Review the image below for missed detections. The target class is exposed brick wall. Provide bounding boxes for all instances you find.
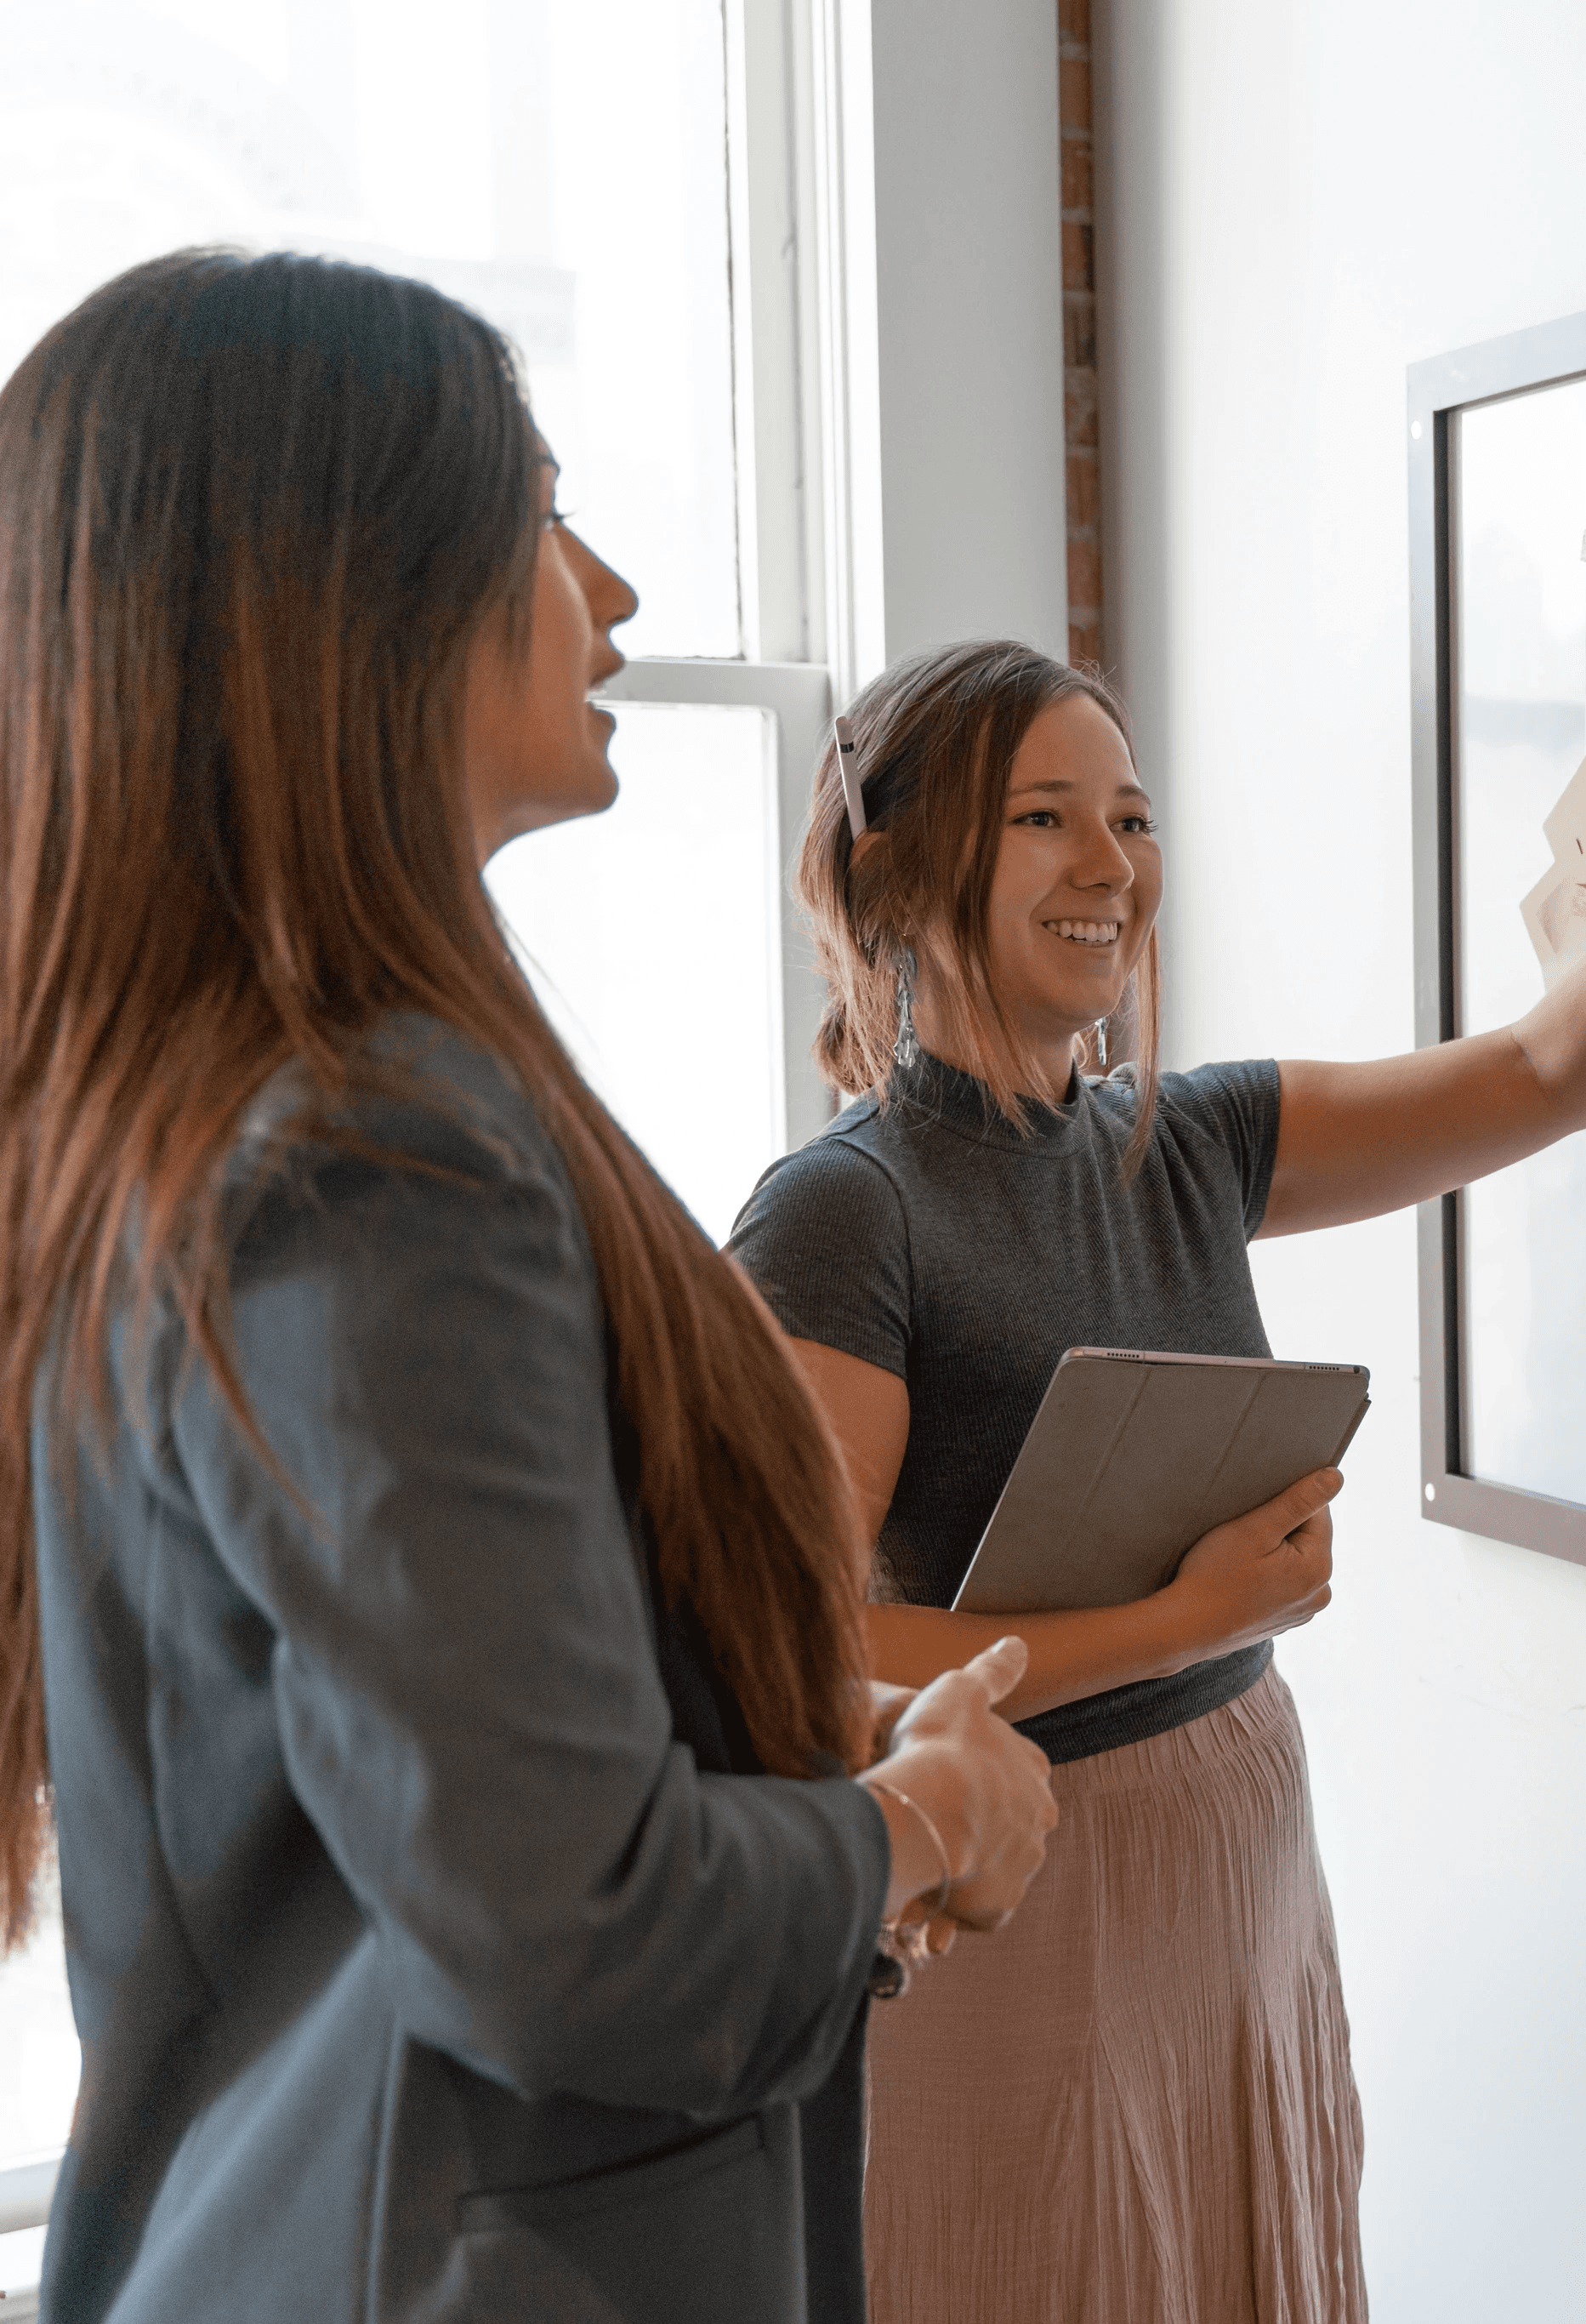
[1060,0,1102,669]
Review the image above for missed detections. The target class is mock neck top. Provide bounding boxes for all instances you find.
[730,1049,1282,1763]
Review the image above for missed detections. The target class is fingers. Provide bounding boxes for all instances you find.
[1000,1727,1060,1822]
[893,1910,958,1957]
[1286,1505,1333,1555]
[868,1680,916,1716]
[958,1632,1030,1708]
[1281,1501,1331,1543]
[874,1641,1057,1935]
[1255,1472,1341,1570]
[1265,1466,1343,1533]
[867,1679,918,1763]
[939,1810,1055,1931]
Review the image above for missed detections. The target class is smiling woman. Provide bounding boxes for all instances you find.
[908,688,1163,1114]
[793,642,1164,1176]
[730,631,1586,2324]
[729,639,1357,2324]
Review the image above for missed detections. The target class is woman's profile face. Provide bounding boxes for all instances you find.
[462,451,639,865]
[977,692,1162,1056]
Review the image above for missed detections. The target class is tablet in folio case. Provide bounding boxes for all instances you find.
[952,1349,1371,1615]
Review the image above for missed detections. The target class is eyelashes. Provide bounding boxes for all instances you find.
[1014,811,1158,836]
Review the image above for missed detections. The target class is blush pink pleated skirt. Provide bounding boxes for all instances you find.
[863,1667,1367,2324]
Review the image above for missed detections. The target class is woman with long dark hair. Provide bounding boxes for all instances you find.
[730,641,1586,2323]
[0,255,1056,2324]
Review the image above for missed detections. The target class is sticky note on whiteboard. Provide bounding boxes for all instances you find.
[1523,751,1586,989]
[1542,755,1586,865]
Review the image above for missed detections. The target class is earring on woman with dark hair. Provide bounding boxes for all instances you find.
[1094,1016,1109,1072]
[894,948,920,1072]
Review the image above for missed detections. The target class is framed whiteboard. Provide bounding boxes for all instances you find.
[1409,313,1586,1567]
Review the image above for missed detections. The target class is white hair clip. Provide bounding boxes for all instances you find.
[834,715,867,842]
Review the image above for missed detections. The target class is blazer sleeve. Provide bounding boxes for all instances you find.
[168,1091,890,2123]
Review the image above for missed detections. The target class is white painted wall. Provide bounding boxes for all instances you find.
[861,0,1068,669]
[1094,5,1586,2317]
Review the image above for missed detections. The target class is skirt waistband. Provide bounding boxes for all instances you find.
[1047,1661,1295,1803]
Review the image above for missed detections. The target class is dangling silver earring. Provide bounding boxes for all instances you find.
[1094,1016,1109,1071]
[894,948,920,1071]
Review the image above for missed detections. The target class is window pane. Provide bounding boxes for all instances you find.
[0,0,739,656]
[2,2225,48,2303]
[0,1860,79,2173]
[1455,380,1586,1501]
[486,703,782,1246]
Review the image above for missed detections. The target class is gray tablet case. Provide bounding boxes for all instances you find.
[952,1347,1371,1615]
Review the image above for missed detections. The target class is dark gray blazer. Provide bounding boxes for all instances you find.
[33,1022,889,2324]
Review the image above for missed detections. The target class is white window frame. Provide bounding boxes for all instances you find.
[0,2150,58,2311]
[594,0,888,1156]
[606,0,1071,1159]
[598,655,835,1152]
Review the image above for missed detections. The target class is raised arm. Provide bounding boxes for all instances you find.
[1258,954,1586,1239]
[790,1339,1337,1719]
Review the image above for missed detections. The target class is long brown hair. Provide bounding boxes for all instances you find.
[0,250,867,1946]
[798,641,1162,1173]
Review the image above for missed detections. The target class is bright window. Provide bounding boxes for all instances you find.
[1,0,742,660]
[0,0,793,1262]
[487,701,782,1245]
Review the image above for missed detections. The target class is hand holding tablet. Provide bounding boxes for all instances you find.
[952,1348,1370,1615]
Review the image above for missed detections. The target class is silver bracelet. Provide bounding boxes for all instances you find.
[867,1779,953,1919]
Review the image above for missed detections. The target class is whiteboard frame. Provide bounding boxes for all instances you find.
[1408,310,1586,1569]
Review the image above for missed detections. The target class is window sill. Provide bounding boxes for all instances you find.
[0,2157,60,2317]
[0,2158,59,2238]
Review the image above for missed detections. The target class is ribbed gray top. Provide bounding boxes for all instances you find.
[730,1050,1282,1763]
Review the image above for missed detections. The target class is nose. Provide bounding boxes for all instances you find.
[565,527,638,636]
[593,553,639,635]
[1068,813,1134,895]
